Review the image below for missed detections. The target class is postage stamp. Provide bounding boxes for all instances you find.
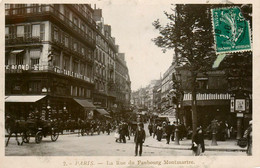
[211,7,251,54]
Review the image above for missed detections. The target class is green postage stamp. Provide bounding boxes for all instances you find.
[211,7,251,54]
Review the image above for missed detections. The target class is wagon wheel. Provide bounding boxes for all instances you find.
[51,130,59,142]
[22,131,31,143]
[35,131,43,144]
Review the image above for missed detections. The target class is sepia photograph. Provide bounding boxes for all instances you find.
[1,0,260,167]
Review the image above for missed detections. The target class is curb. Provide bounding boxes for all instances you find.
[144,144,247,152]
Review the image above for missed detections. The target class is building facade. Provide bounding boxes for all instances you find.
[93,7,117,111]
[5,4,131,120]
[115,53,131,112]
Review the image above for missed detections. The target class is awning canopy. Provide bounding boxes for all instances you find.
[96,109,109,115]
[11,50,24,54]
[5,95,46,103]
[73,98,96,109]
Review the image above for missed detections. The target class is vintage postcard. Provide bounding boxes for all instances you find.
[1,0,260,168]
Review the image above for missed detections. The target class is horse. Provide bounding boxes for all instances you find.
[5,117,28,147]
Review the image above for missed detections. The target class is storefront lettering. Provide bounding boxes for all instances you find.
[5,64,29,71]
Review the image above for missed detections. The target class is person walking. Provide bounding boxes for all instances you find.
[243,120,252,156]
[148,122,153,136]
[106,122,112,135]
[153,122,157,138]
[134,123,146,156]
[171,122,176,141]
[191,126,205,156]
[156,123,163,141]
[165,122,172,144]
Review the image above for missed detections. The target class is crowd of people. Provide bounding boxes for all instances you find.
[148,121,187,143]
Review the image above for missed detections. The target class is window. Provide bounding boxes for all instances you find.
[63,55,70,70]
[64,9,70,23]
[81,47,85,55]
[73,42,78,51]
[32,24,40,37]
[54,28,58,41]
[80,63,85,75]
[31,58,39,67]
[17,26,24,37]
[73,17,78,28]
[16,54,23,65]
[65,36,69,47]
[40,24,45,40]
[28,81,41,93]
[54,54,60,67]
[73,60,78,73]
[197,78,208,89]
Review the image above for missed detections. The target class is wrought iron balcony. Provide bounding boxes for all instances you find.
[5,5,96,48]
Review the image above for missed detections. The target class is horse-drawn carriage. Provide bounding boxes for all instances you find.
[5,117,59,146]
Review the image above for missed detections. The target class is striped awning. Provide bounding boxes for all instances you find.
[5,95,46,102]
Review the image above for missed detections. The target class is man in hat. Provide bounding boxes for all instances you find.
[134,123,146,156]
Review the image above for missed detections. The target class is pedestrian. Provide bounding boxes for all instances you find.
[156,123,163,141]
[106,122,112,135]
[171,122,176,141]
[114,126,120,142]
[224,121,230,139]
[165,122,172,144]
[134,123,146,156]
[148,122,153,136]
[153,122,157,138]
[243,120,252,156]
[191,126,205,156]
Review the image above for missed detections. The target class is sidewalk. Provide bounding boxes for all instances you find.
[144,135,247,152]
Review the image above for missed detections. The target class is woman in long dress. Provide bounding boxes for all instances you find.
[191,127,205,156]
[157,123,163,141]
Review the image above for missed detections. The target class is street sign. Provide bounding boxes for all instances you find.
[235,99,245,111]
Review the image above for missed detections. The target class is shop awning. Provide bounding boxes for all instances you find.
[11,50,24,54]
[104,115,112,118]
[5,95,46,102]
[96,109,109,115]
[73,98,96,109]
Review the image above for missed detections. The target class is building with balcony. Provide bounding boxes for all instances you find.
[5,4,97,120]
[115,53,131,112]
[92,7,117,112]
[175,65,252,137]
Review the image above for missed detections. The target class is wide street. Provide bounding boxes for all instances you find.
[5,125,246,156]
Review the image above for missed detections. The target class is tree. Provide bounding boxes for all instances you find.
[153,4,252,136]
[153,4,217,136]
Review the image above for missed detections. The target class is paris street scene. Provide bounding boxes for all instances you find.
[4,3,252,157]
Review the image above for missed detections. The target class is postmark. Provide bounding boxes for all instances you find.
[211,7,251,54]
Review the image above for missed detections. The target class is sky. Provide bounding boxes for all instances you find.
[94,0,174,91]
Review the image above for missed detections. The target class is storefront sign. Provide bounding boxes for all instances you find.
[236,113,244,118]
[5,64,30,71]
[235,99,245,111]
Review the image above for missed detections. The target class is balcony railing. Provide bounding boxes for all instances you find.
[5,64,94,84]
[5,5,96,48]
[5,35,42,45]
